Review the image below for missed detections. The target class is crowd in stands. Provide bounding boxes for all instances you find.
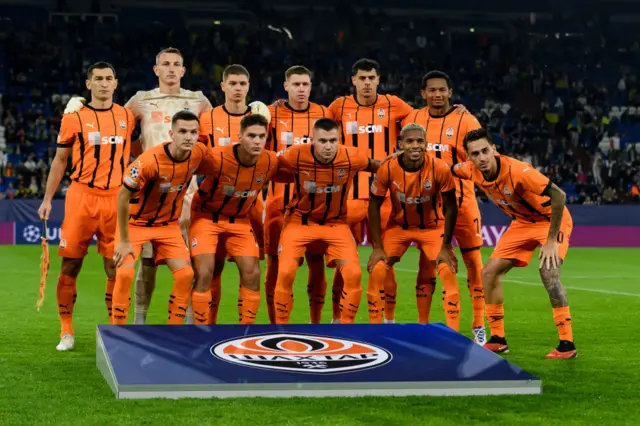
[1,4,639,203]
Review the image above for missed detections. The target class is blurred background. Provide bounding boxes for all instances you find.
[1,0,639,204]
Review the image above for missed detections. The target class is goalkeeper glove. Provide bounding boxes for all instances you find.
[249,101,271,123]
[64,97,86,114]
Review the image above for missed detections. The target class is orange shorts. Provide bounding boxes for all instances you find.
[345,198,392,244]
[189,213,259,258]
[264,197,327,257]
[279,220,359,267]
[383,224,444,262]
[249,195,265,246]
[115,221,191,265]
[59,182,119,259]
[454,197,483,251]
[491,214,574,267]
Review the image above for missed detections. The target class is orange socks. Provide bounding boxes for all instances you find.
[105,277,115,320]
[486,303,505,337]
[437,262,460,331]
[367,262,387,323]
[238,286,260,324]
[209,274,221,324]
[307,268,327,324]
[191,290,212,325]
[416,258,436,323]
[552,306,573,342]
[168,267,194,324]
[264,256,278,324]
[57,274,77,337]
[274,257,298,324]
[383,269,397,322]
[338,262,362,324]
[462,249,485,329]
[112,266,135,324]
[331,269,343,322]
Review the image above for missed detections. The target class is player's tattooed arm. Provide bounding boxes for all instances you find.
[367,195,387,272]
[539,182,566,270]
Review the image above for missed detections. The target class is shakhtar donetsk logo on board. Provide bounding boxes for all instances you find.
[210,332,392,374]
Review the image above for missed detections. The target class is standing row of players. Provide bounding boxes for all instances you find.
[38,47,577,359]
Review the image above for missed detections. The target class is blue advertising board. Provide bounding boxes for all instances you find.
[97,323,541,399]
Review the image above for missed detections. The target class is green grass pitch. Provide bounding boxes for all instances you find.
[1,245,639,425]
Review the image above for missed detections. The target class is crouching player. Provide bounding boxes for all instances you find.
[111,111,212,324]
[452,128,576,359]
[367,123,460,329]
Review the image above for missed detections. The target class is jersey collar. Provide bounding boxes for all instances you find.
[285,101,310,113]
[163,142,191,163]
[428,106,455,118]
[223,105,251,117]
[397,153,424,172]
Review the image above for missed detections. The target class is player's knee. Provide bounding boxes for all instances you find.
[103,259,116,279]
[277,258,299,285]
[240,264,261,291]
[195,263,214,289]
[482,266,499,287]
[339,262,362,288]
[117,265,136,283]
[172,266,194,289]
[370,261,388,280]
[61,258,83,277]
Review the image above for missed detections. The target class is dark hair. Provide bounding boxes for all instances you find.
[421,70,452,90]
[351,58,380,75]
[223,64,250,81]
[285,65,312,80]
[313,118,339,133]
[87,62,116,80]
[463,128,491,150]
[156,47,183,64]
[240,114,269,132]
[171,110,200,126]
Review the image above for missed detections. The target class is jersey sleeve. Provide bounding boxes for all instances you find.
[124,91,143,119]
[194,144,218,175]
[451,161,474,181]
[349,147,371,172]
[276,144,300,172]
[400,109,419,128]
[392,96,414,121]
[328,98,344,125]
[515,164,552,196]
[123,154,155,192]
[125,108,136,139]
[370,162,390,198]
[56,113,80,147]
[464,114,482,133]
[435,159,456,193]
[197,91,213,113]
[322,105,334,120]
[198,112,211,145]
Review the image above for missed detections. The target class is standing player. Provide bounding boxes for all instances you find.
[38,62,135,351]
[196,64,270,323]
[190,114,280,325]
[64,47,212,324]
[400,71,486,343]
[274,118,391,324]
[111,111,211,324]
[452,128,576,359]
[327,58,414,323]
[368,124,460,328]
[264,65,331,324]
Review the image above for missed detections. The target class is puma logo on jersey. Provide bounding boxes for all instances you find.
[392,181,401,189]
[279,121,289,129]
[426,143,450,152]
[300,170,312,176]
[85,122,96,129]
[522,167,531,172]
[215,127,226,134]
[150,102,159,108]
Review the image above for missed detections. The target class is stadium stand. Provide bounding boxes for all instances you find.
[0,2,639,203]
